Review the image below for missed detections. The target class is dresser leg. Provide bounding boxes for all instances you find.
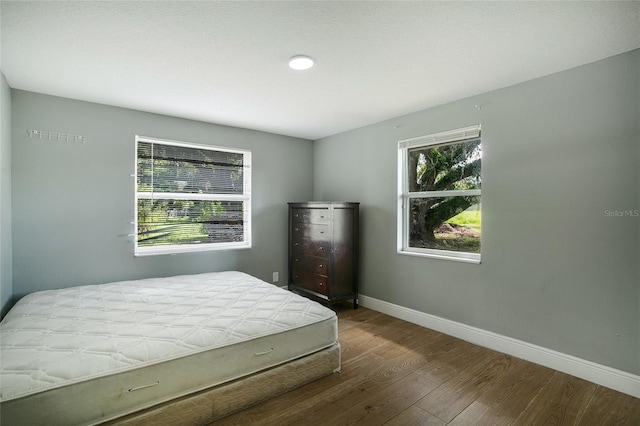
[353,298,358,310]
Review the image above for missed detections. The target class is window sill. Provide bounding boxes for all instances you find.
[397,249,481,264]
[135,243,251,257]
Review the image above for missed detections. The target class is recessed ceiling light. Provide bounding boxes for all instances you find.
[288,55,314,71]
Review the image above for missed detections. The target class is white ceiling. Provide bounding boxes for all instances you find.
[2,1,639,140]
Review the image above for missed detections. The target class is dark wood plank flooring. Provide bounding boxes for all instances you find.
[210,306,640,425]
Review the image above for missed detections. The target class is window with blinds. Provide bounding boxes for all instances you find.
[398,125,481,263]
[134,136,251,256]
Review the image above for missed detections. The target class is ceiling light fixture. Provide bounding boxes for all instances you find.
[288,55,314,71]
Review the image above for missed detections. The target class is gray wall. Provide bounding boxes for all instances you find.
[313,50,640,375]
[10,91,313,299]
[1,73,12,317]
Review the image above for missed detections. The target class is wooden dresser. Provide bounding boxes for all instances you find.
[288,202,359,309]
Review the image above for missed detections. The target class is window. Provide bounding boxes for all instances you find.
[398,125,481,263]
[134,136,251,256]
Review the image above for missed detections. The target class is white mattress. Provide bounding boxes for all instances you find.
[0,271,338,425]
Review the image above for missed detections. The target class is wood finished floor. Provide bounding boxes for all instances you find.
[210,306,640,425]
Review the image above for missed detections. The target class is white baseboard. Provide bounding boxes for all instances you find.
[359,295,640,398]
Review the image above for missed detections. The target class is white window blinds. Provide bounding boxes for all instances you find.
[135,136,251,256]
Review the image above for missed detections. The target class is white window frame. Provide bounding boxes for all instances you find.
[397,125,481,264]
[134,135,251,256]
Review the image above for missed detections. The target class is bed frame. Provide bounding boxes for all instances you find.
[106,343,340,425]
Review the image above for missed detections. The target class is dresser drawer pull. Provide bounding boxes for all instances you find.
[319,282,323,286]
[319,264,323,268]
[254,348,274,356]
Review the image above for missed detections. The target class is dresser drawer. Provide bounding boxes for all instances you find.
[291,270,329,296]
[291,239,329,258]
[291,255,329,275]
[291,223,329,241]
[291,208,330,225]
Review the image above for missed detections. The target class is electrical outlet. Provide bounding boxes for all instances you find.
[272,272,279,283]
